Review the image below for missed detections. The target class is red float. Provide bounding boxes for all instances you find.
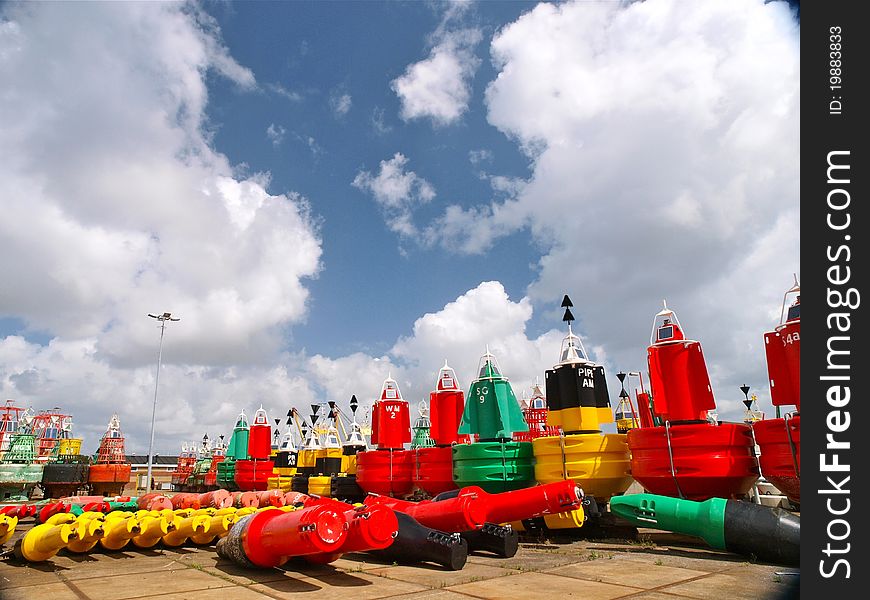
[356,449,415,497]
[414,446,456,496]
[237,503,348,567]
[305,502,399,564]
[428,362,469,446]
[628,422,759,500]
[753,415,800,502]
[755,279,801,503]
[627,302,759,501]
[234,406,275,491]
[357,375,414,497]
[370,376,411,450]
[366,479,582,533]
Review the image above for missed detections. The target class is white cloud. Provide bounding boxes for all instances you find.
[352,153,436,237]
[468,149,493,165]
[392,27,482,126]
[0,3,323,446]
[371,107,392,135]
[422,0,799,419]
[330,92,352,118]
[266,123,286,146]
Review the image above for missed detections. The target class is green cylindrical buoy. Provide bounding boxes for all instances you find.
[452,441,535,493]
[609,493,799,566]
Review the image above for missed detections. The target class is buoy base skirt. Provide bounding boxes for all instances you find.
[452,441,534,494]
[356,450,414,497]
[533,433,632,501]
[753,416,800,503]
[414,446,457,497]
[628,423,758,501]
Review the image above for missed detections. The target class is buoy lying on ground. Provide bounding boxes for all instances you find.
[610,493,799,566]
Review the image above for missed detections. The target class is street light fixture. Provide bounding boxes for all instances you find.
[146,311,180,493]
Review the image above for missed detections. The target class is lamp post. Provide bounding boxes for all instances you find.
[146,312,179,493]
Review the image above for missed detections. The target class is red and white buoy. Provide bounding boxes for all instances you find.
[627,302,759,501]
[754,278,801,504]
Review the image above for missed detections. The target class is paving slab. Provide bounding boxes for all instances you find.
[70,567,235,600]
[56,554,182,581]
[446,569,643,600]
[467,547,581,572]
[0,580,83,600]
[249,571,429,599]
[657,566,796,600]
[368,561,514,589]
[545,556,709,589]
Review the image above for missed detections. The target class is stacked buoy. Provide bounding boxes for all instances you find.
[532,295,632,510]
[754,278,801,504]
[453,348,533,493]
[216,411,249,491]
[414,362,463,497]
[87,414,132,497]
[356,375,414,497]
[234,407,275,491]
[627,302,759,500]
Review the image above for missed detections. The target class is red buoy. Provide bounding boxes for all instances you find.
[414,446,456,496]
[627,302,758,501]
[247,406,272,460]
[370,376,411,450]
[236,503,348,567]
[429,361,469,446]
[357,375,414,497]
[755,279,801,503]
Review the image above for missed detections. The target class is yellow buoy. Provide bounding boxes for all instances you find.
[533,433,632,501]
[99,514,142,551]
[162,514,210,547]
[66,519,106,553]
[131,514,177,549]
[15,522,78,562]
[308,475,332,497]
[543,507,586,530]
[190,513,233,545]
[0,514,19,546]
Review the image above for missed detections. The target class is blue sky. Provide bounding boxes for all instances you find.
[0,0,799,454]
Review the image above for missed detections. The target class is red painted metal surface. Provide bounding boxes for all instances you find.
[635,392,656,428]
[764,321,801,410]
[356,449,414,497]
[87,464,132,483]
[753,416,800,503]
[366,479,582,533]
[199,489,233,509]
[647,340,715,422]
[256,490,286,508]
[247,407,272,460]
[370,377,412,450]
[413,446,456,496]
[170,493,201,510]
[628,422,759,501]
[137,493,174,511]
[234,459,275,491]
[232,491,260,508]
[241,503,348,567]
[305,502,399,564]
[429,363,469,446]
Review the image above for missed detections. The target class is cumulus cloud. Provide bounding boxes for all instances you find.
[392,24,482,126]
[0,2,322,447]
[424,0,799,418]
[352,153,436,237]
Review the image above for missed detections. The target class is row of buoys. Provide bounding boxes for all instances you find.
[11,503,266,561]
